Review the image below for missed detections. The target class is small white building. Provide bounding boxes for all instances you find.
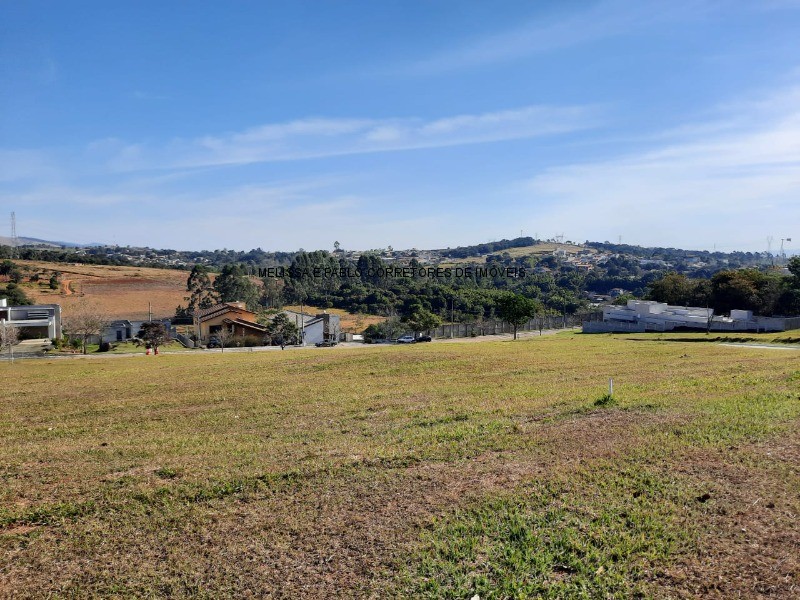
[279,310,340,345]
[0,299,62,339]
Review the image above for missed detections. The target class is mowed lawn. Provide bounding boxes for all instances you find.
[1,334,799,598]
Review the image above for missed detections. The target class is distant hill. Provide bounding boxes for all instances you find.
[0,235,87,248]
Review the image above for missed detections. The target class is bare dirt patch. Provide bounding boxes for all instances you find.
[0,525,38,537]
[18,260,188,319]
[651,428,800,598]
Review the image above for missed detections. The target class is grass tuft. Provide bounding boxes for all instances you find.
[594,393,617,407]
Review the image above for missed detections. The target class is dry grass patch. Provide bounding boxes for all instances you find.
[1,334,799,597]
[17,260,188,319]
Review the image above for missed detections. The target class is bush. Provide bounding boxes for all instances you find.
[98,341,111,352]
[241,335,264,347]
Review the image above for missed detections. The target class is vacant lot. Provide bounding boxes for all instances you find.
[17,260,189,320]
[15,261,377,331]
[283,304,387,332]
[441,242,591,266]
[1,333,799,598]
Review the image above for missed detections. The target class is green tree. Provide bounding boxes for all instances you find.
[186,265,219,313]
[0,283,32,305]
[647,272,711,307]
[0,260,23,283]
[363,317,404,342]
[138,322,168,352]
[647,273,695,305]
[775,257,800,315]
[260,276,283,309]
[404,308,442,336]
[497,293,540,340]
[0,260,16,276]
[612,293,636,306]
[264,313,299,345]
[213,264,260,310]
[710,269,780,315]
[788,256,800,283]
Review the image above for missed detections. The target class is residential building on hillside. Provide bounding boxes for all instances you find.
[196,302,268,342]
[275,309,341,345]
[299,312,340,345]
[100,319,170,344]
[0,299,61,338]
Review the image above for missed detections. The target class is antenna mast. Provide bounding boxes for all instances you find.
[767,236,774,266]
[10,212,18,259]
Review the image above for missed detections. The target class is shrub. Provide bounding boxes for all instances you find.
[241,335,264,347]
[98,341,111,352]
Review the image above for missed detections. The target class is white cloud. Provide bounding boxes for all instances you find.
[397,0,708,76]
[101,104,600,171]
[518,87,800,251]
[0,149,59,182]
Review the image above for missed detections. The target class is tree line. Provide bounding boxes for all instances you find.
[646,259,800,316]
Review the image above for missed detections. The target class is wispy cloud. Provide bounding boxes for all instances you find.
[519,86,800,250]
[396,0,707,76]
[3,175,365,248]
[0,149,59,182]
[101,104,601,171]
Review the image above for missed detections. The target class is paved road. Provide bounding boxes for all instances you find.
[2,328,580,362]
[0,339,51,361]
[719,343,799,351]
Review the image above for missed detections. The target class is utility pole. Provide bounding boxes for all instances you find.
[148,302,152,322]
[299,297,305,345]
[450,296,455,339]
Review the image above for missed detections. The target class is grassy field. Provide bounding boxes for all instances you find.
[283,304,387,332]
[1,332,799,598]
[53,341,191,356]
[501,242,588,258]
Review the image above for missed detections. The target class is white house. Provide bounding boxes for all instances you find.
[0,299,62,339]
[278,310,340,345]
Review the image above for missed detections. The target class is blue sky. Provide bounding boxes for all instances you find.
[2,1,799,253]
